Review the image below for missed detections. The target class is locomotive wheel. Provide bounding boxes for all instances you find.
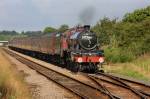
[67,61,72,70]
[84,64,98,73]
[91,65,98,73]
[64,52,71,69]
[73,63,80,72]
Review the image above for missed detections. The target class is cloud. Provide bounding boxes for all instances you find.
[0,0,150,31]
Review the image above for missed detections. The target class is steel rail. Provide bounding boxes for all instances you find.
[96,72,150,96]
[87,75,121,99]
[98,73,150,96]
[105,73,150,88]
[5,49,120,99]
[97,73,150,97]
[95,72,149,99]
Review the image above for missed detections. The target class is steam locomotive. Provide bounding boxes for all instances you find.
[9,25,104,72]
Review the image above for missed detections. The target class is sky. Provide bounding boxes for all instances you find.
[0,0,150,32]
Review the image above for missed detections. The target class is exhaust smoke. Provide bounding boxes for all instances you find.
[79,6,96,25]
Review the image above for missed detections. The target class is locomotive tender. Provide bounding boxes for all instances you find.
[9,25,104,72]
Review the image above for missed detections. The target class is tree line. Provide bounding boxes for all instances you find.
[43,24,69,34]
[92,6,150,63]
[0,24,69,37]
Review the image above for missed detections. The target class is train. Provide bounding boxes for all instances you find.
[8,25,104,72]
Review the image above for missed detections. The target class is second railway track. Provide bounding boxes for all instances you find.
[4,48,150,99]
[86,73,150,99]
[96,73,150,96]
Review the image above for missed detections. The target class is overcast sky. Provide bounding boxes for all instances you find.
[0,0,150,32]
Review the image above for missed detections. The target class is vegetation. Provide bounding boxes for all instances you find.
[0,34,27,41]
[123,6,150,23]
[0,50,31,99]
[57,24,69,33]
[92,6,150,63]
[93,6,150,81]
[104,54,150,81]
[43,24,69,34]
[0,31,27,41]
[0,24,69,41]
[22,31,42,36]
[43,27,57,34]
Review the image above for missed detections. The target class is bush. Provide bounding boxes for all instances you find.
[105,47,135,63]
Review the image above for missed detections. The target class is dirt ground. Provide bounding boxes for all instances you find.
[0,48,31,99]
[1,48,78,99]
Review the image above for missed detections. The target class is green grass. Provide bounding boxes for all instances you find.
[0,34,27,41]
[104,54,150,81]
[109,65,149,81]
[104,47,135,63]
[0,35,12,41]
[133,55,150,73]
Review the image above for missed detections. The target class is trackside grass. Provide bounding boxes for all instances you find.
[104,54,150,82]
[0,48,31,99]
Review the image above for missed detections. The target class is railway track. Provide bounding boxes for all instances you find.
[5,49,121,99]
[86,73,150,99]
[4,48,150,99]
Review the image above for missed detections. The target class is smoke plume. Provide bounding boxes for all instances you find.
[79,6,96,25]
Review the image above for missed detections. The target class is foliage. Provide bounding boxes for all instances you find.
[92,17,117,46]
[123,6,150,23]
[116,18,150,55]
[92,6,150,63]
[0,34,27,41]
[22,31,42,36]
[0,30,18,35]
[58,24,69,33]
[43,27,57,34]
[43,25,69,34]
[104,54,150,81]
[0,30,42,41]
[104,47,135,63]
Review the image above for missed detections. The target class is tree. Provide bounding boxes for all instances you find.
[58,24,69,33]
[21,31,25,35]
[0,30,18,35]
[23,31,42,36]
[123,6,150,23]
[92,17,117,45]
[43,27,57,34]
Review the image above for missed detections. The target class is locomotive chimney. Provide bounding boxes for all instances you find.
[84,25,90,31]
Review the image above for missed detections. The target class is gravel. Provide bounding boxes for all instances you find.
[5,52,78,99]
